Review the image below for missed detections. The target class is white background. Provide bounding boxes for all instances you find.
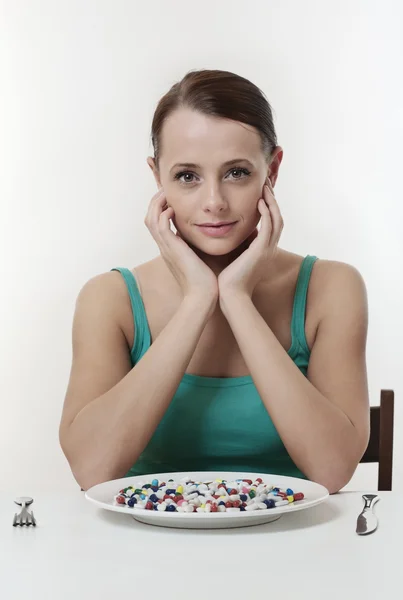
[0,0,401,492]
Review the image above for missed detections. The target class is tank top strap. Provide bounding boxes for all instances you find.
[111,267,151,364]
[290,255,318,355]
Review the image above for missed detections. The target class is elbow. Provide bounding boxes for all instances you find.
[314,464,359,495]
[307,460,359,495]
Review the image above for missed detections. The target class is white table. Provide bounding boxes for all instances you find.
[0,490,400,599]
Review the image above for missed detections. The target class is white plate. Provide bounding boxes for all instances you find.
[85,471,329,529]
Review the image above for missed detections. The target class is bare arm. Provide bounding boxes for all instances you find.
[220,261,370,494]
[59,273,216,491]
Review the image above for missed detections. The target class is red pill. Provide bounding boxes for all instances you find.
[232,500,241,508]
[243,479,253,485]
[211,504,218,513]
[145,501,153,510]
[163,494,171,501]
[174,495,183,502]
[294,492,304,501]
[213,494,220,499]
[116,496,126,505]
[256,478,263,484]
[225,501,233,509]
[229,489,238,495]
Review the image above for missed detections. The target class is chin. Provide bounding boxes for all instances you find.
[186,232,252,258]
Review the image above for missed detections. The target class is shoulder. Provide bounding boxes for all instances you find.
[76,270,131,312]
[310,258,368,327]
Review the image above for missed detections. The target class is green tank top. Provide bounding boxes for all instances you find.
[111,255,318,479]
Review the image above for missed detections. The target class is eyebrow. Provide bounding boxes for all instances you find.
[169,158,255,173]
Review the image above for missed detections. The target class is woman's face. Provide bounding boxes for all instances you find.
[148,108,283,256]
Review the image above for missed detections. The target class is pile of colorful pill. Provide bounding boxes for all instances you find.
[114,477,305,513]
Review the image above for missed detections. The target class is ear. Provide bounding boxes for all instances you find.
[147,156,162,189]
[267,146,283,186]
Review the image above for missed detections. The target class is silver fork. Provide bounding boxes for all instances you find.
[13,496,36,527]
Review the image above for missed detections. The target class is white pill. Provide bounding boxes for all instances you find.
[226,507,241,512]
[196,507,205,513]
[275,500,289,507]
[204,503,212,513]
[165,498,174,505]
[218,505,226,512]
[176,506,184,512]
[245,504,258,511]
[156,490,165,500]
[184,505,195,513]
[257,502,268,510]
[157,502,167,512]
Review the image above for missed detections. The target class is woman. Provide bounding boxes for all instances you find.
[59,69,370,493]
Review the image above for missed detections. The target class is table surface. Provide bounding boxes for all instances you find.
[0,489,399,599]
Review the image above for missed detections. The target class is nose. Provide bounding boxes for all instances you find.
[201,183,228,213]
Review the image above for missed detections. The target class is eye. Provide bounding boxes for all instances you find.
[174,171,197,184]
[174,166,251,185]
[228,167,251,180]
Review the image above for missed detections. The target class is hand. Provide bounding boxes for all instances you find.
[218,177,284,300]
[145,188,219,306]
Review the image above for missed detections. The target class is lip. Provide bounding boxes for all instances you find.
[196,221,237,237]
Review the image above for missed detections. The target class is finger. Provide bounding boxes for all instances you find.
[146,189,168,234]
[145,188,166,222]
[159,206,175,238]
[257,198,272,245]
[264,184,284,242]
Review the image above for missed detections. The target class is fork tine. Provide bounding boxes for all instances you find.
[13,513,18,527]
[31,512,36,527]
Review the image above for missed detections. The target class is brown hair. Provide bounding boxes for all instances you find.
[151,69,278,168]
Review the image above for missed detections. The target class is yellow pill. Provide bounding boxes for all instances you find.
[287,495,294,503]
[201,504,206,509]
[215,479,222,483]
[176,485,183,494]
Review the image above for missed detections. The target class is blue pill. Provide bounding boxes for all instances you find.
[166,505,176,512]
[149,494,159,503]
[140,494,146,500]
[240,494,248,502]
[128,497,137,507]
[152,479,159,486]
[218,501,225,506]
[264,499,275,509]
[240,506,246,511]
[286,488,294,495]
[153,505,159,510]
